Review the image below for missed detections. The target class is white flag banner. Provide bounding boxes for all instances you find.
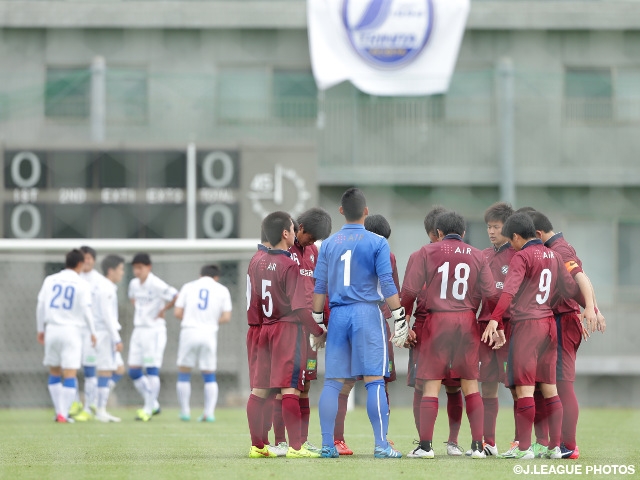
[307,0,470,96]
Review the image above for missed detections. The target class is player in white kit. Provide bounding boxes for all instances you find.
[175,265,232,422]
[128,253,178,422]
[93,255,126,423]
[37,249,96,423]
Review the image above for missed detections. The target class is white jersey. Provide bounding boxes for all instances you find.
[92,274,121,343]
[128,272,177,328]
[175,276,232,331]
[37,269,95,335]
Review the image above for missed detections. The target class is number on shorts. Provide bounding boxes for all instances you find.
[50,284,75,310]
[536,268,552,304]
[341,250,351,287]
[198,288,209,310]
[261,279,273,318]
[436,262,470,300]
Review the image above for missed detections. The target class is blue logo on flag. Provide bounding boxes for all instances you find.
[342,0,434,69]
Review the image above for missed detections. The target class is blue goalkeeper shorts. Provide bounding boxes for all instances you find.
[325,303,389,379]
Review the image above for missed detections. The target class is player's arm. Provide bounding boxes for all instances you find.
[174,285,187,320]
[219,287,232,324]
[36,282,47,344]
[399,251,426,319]
[375,241,408,347]
[101,290,122,347]
[157,281,179,319]
[312,242,329,321]
[484,255,525,347]
[82,286,97,346]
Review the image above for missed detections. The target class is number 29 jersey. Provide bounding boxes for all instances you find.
[401,234,497,313]
[37,269,93,330]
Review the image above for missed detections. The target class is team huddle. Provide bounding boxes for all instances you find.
[37,249,232,424]
[245,188,606,460]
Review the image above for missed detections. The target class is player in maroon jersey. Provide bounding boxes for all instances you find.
[288,208,332,455]
[482,213,587,460]
[529,211,604,459]
[401,211,500,459]
[246,212,326,459]
[472,202,518,457]
[405,206,467,456]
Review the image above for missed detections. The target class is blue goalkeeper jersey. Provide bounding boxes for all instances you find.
[314,223,397,308]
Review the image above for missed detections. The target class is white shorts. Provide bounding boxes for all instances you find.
[95,330,118,371]
[128,326,167,368]
[43,324,83,370]
[176,328,218,371]
[82,328,97,367]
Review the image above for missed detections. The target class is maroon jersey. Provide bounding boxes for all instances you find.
[401,235,498,314]
[493,239,580,323]
[413,287,428,322]
[289,238,319,305]
[380,252,400,318]
[253,249,309,326]
[544,233,583,315]
[246,244,269,326]
[477,242,516,322]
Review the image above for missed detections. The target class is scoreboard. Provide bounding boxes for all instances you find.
[2,146,317,239]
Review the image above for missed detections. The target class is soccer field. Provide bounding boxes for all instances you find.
[1,407,638,480]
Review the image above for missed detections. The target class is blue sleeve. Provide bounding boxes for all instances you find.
[375,240,397,298]
[313,242,329,294]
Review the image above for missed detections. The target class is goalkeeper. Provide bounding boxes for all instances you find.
[313,188,408,459]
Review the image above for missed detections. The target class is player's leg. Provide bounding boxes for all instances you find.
[48,366,64,419]
[176,367,192,421]
[537,318,562,459]
[81,338,98,417]
[557,313,581,457]
[145,327,167,416]
[410,379,441,458]
[444,384,463,452]
[539,383,563,459]
[333,379,355,455]
[532,388,550,456]
[57,326,83,422]
[201,371,218,422]
[96,369,120,422]
[248,326,275,457]
[176,329,195,421]
[461,379,485,458]
[511,384,536,459]
[61,369,79,422]
[480,381,500,454]
[128,328,150,414]
[272,394,287,448]
[110,356,125,390]
[94,332,120,422]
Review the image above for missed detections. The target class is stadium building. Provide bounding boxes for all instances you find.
[0,0,638,406]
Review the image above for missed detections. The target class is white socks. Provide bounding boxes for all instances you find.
[177,381,191,417]
[204,382,219,419]
[84,376,97,412]
[147,375,161,415]
[98,386,110,410]
[48,382,63,416]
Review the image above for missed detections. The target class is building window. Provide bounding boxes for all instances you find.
[618,222,640,286]
[216,68,269,122]
[564,67,613,122]
[615,68,640,122]
[107,68,148,124]
[272,70,317,119]
[45,67,91,119]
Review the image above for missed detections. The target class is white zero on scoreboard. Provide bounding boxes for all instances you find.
[10,152,42,237]
[201,151,237,238]
[11,151,41,188]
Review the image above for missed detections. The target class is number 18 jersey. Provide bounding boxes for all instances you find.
[175,276,232,331]
[402,234,497,312]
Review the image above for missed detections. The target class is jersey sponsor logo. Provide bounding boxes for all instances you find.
[342,0,434,69]
[455,246,472,255]
[267,263,277,271]
[299,269,314,277]
[496,281,504,289]
[501,265,509,275]
[306,359,317,371]
[310,254,315,264]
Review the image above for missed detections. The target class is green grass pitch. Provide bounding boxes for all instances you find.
[1,407,638,479]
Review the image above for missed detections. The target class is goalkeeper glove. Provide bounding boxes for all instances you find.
[391,306,408,348]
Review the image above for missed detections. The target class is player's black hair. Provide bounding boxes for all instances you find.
[292,217,299,235]
[515,206,537,214]
[201,264,221,278]
[423,205,448,235]
[502,213,537,240]
[364,214,391,239]
[66,249,85,269]
[484,202,514,225]
[435,211,465,237]
[529,211,554,233]
[341,188,367,221]
[262,211,293,247]
[102,255,125,275]
[80,245,97,260]
[131,253,151,265]
[297,207,332,241]
[260,226,269,243]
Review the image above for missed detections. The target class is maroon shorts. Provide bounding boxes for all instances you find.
[246,325,261,389]
[255,322,305,391]
[384,319,397,383]
[417,311,479,382]
[555,312,582,382]
[407,318,425,388]
[507,317,557,387]
[478,321,509,384]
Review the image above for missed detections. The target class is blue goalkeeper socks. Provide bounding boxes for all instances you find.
[365,379,389,449]
[319,379,342,447]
